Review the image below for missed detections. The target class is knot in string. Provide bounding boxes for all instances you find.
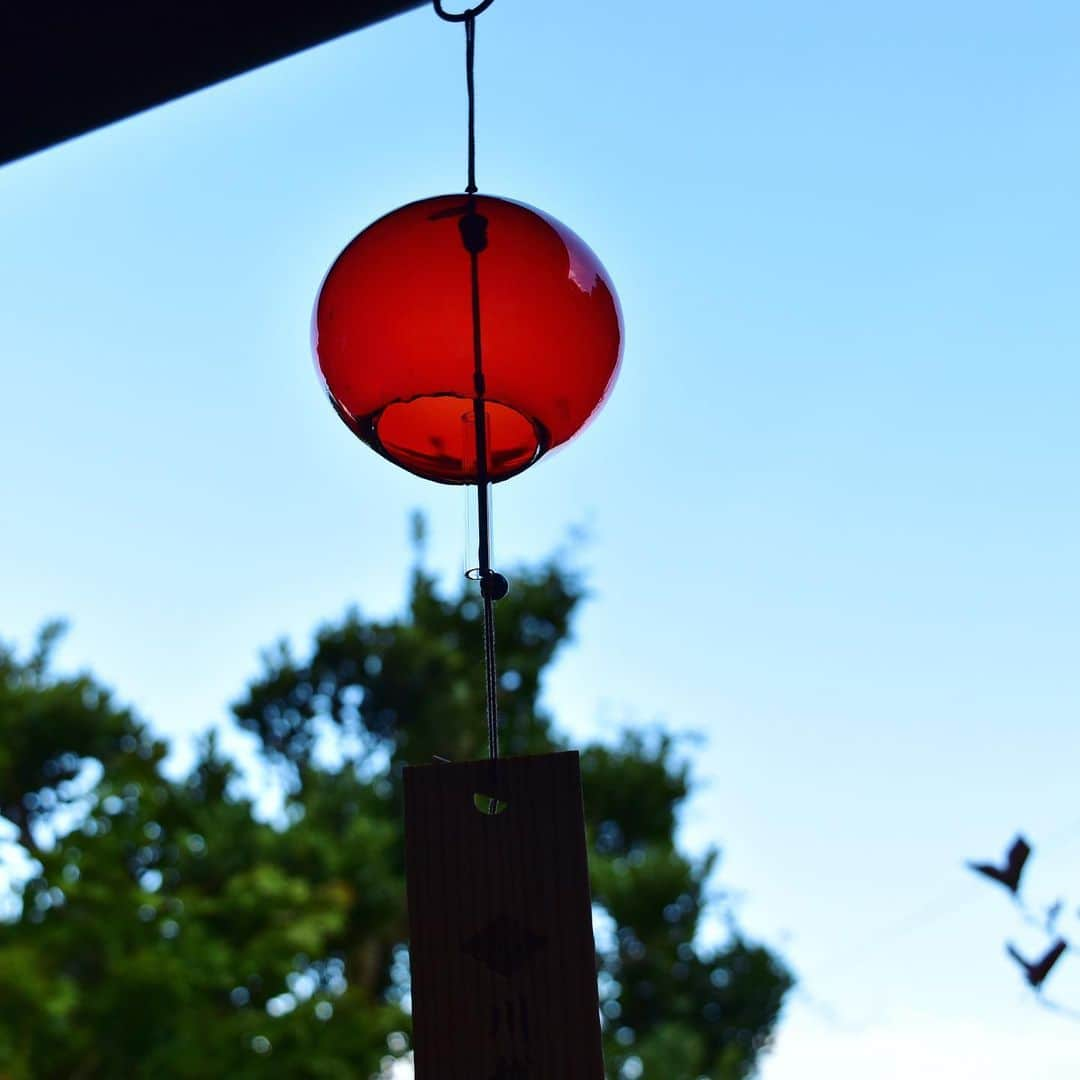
[458,210,489,254]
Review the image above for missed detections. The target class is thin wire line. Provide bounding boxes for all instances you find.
[466,202,500,763]
[433,0,486,194]
[434,0,501,774]
[465,13,478,195]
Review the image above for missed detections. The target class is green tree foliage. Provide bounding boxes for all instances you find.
[0,556,792,1079]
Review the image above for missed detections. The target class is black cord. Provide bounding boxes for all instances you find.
[433,0,496,22]
[463,203,499,763]
[437,0,506,769]
[465,14,478,194]
[434,0,491,194]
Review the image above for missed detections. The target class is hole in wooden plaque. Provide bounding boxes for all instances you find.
[473,792,509,816]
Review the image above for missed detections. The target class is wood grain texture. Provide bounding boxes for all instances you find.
[404,751,604,1080]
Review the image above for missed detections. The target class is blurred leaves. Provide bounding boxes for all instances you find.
[0,550,791,1078]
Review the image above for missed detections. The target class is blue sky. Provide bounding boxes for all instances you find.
[3,1,1080,1075]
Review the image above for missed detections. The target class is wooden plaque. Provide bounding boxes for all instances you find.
[404,751,604,1079]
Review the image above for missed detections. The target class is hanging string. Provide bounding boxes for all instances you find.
[462,204,503,766]
[434,0,493,192]
[434,0,505,771]
[465,13,478,194]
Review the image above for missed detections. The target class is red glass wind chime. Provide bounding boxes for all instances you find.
[312,2,622,1076]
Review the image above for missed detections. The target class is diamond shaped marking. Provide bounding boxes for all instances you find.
[464,914,548,978]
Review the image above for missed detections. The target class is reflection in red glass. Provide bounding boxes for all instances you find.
[313,194,623,484]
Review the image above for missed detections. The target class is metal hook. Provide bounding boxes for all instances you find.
[433,0,496,22]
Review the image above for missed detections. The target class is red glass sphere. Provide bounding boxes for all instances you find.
[313,194,623,484]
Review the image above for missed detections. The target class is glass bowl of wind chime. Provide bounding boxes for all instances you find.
[312,195,623,483]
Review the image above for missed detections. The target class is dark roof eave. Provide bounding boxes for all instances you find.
[0,0,425,166]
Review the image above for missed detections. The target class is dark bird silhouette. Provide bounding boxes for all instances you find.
[1007,938,1068,990]
[969,835,1031,895]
